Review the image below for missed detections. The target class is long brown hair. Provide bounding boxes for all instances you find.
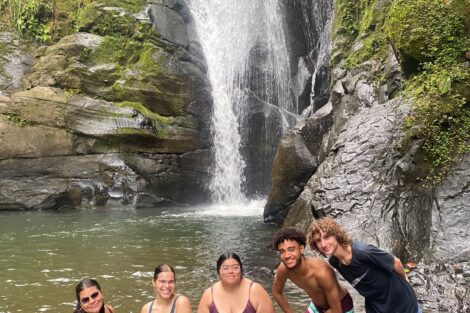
[307,217,351,256]
[73,278,105,313]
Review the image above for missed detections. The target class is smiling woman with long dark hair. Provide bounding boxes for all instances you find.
[140,264,192,313]
[73,279,115,313]
[197,252,274,313]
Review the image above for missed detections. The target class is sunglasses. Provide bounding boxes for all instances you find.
[80,291,101,304]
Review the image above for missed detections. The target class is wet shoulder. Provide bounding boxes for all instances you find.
[308,258,333,275]
[140,300,153,313]
[307,256,330,268]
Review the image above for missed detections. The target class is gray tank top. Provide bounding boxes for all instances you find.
[148,295,180,313]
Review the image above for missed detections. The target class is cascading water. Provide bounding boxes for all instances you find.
[186,0,295,204]
[307,0,333,115]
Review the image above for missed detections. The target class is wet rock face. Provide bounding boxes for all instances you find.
[239,93,299,197]
[263,102,333,224]
[0,2,212,210]
[0,32,32,95]
[265,41,469,311]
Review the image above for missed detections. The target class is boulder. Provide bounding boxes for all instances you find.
[264,102,333,224]
[0,2,213,210]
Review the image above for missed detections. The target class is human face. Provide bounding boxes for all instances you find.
[277,240,304,269]
[314,230,338,256]
[79,286,103,313]
[152,271,176,299]
[219,258,242,284]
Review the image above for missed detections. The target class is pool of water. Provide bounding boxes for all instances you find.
[0,203,319,313]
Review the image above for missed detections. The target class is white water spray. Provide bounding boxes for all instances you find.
[187,0,293,204]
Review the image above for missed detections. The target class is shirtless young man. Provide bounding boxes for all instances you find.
[272,227,354,313]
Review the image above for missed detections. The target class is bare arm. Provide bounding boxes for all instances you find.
[393,256,409,282]
[251,282,275,313]
[316,265,342,313]
[272,265,294,313]
[197,288,211,313]
[176,295,192,313]
[140,302,150,313]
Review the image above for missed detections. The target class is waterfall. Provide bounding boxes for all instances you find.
[309,0,333,113]
[186,0,294,204]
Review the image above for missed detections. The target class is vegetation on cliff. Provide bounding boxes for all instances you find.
[0,0,147,42]
[1,0,187,139]
[332,0,469,185]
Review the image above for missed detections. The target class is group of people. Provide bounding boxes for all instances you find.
[73,217,421,313]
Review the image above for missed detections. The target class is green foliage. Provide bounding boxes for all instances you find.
[0,113,36,127]
[0,0,52,42]
[403,59,470,185]
[90,9,137,37]
[331,0,391,69]
[388,0,470,185]
[0,0,147,43]
[387,0,466,63]
[91,35,141,65]
[344,31,388,70]
[332,0,469,185]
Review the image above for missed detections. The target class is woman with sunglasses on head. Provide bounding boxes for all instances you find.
[197,252,274,313]
[73,278,115,313]
[140,264,192,313]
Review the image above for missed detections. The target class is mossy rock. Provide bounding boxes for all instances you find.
[77,4,138,37]
[387,0,466,63]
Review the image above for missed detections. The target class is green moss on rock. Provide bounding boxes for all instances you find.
[331,0,469,185]
[116,101,173,124]
[0,113,37,127]
[331,0,391,69]
[387,0,466,63]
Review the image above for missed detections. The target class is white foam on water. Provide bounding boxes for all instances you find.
[47,278,72,283]
[131,271,152,278]
[195,199,266,217]
[99,275,115,279]
[38,304,51,312]
[174,265,186,270]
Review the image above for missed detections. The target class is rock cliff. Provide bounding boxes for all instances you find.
[0,0,213,210]
[264,0,469,311]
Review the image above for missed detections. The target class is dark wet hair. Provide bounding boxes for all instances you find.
[153,264,176,281]
[73,278,105,313]
[216,252,244,276]
[272,227,307,250]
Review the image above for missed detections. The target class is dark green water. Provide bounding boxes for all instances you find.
[0,204,313,313]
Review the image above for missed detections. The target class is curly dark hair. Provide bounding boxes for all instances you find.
[307,217,351,256]
[272,227,307,250]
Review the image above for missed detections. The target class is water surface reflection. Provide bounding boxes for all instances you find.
[0,205,316,312]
